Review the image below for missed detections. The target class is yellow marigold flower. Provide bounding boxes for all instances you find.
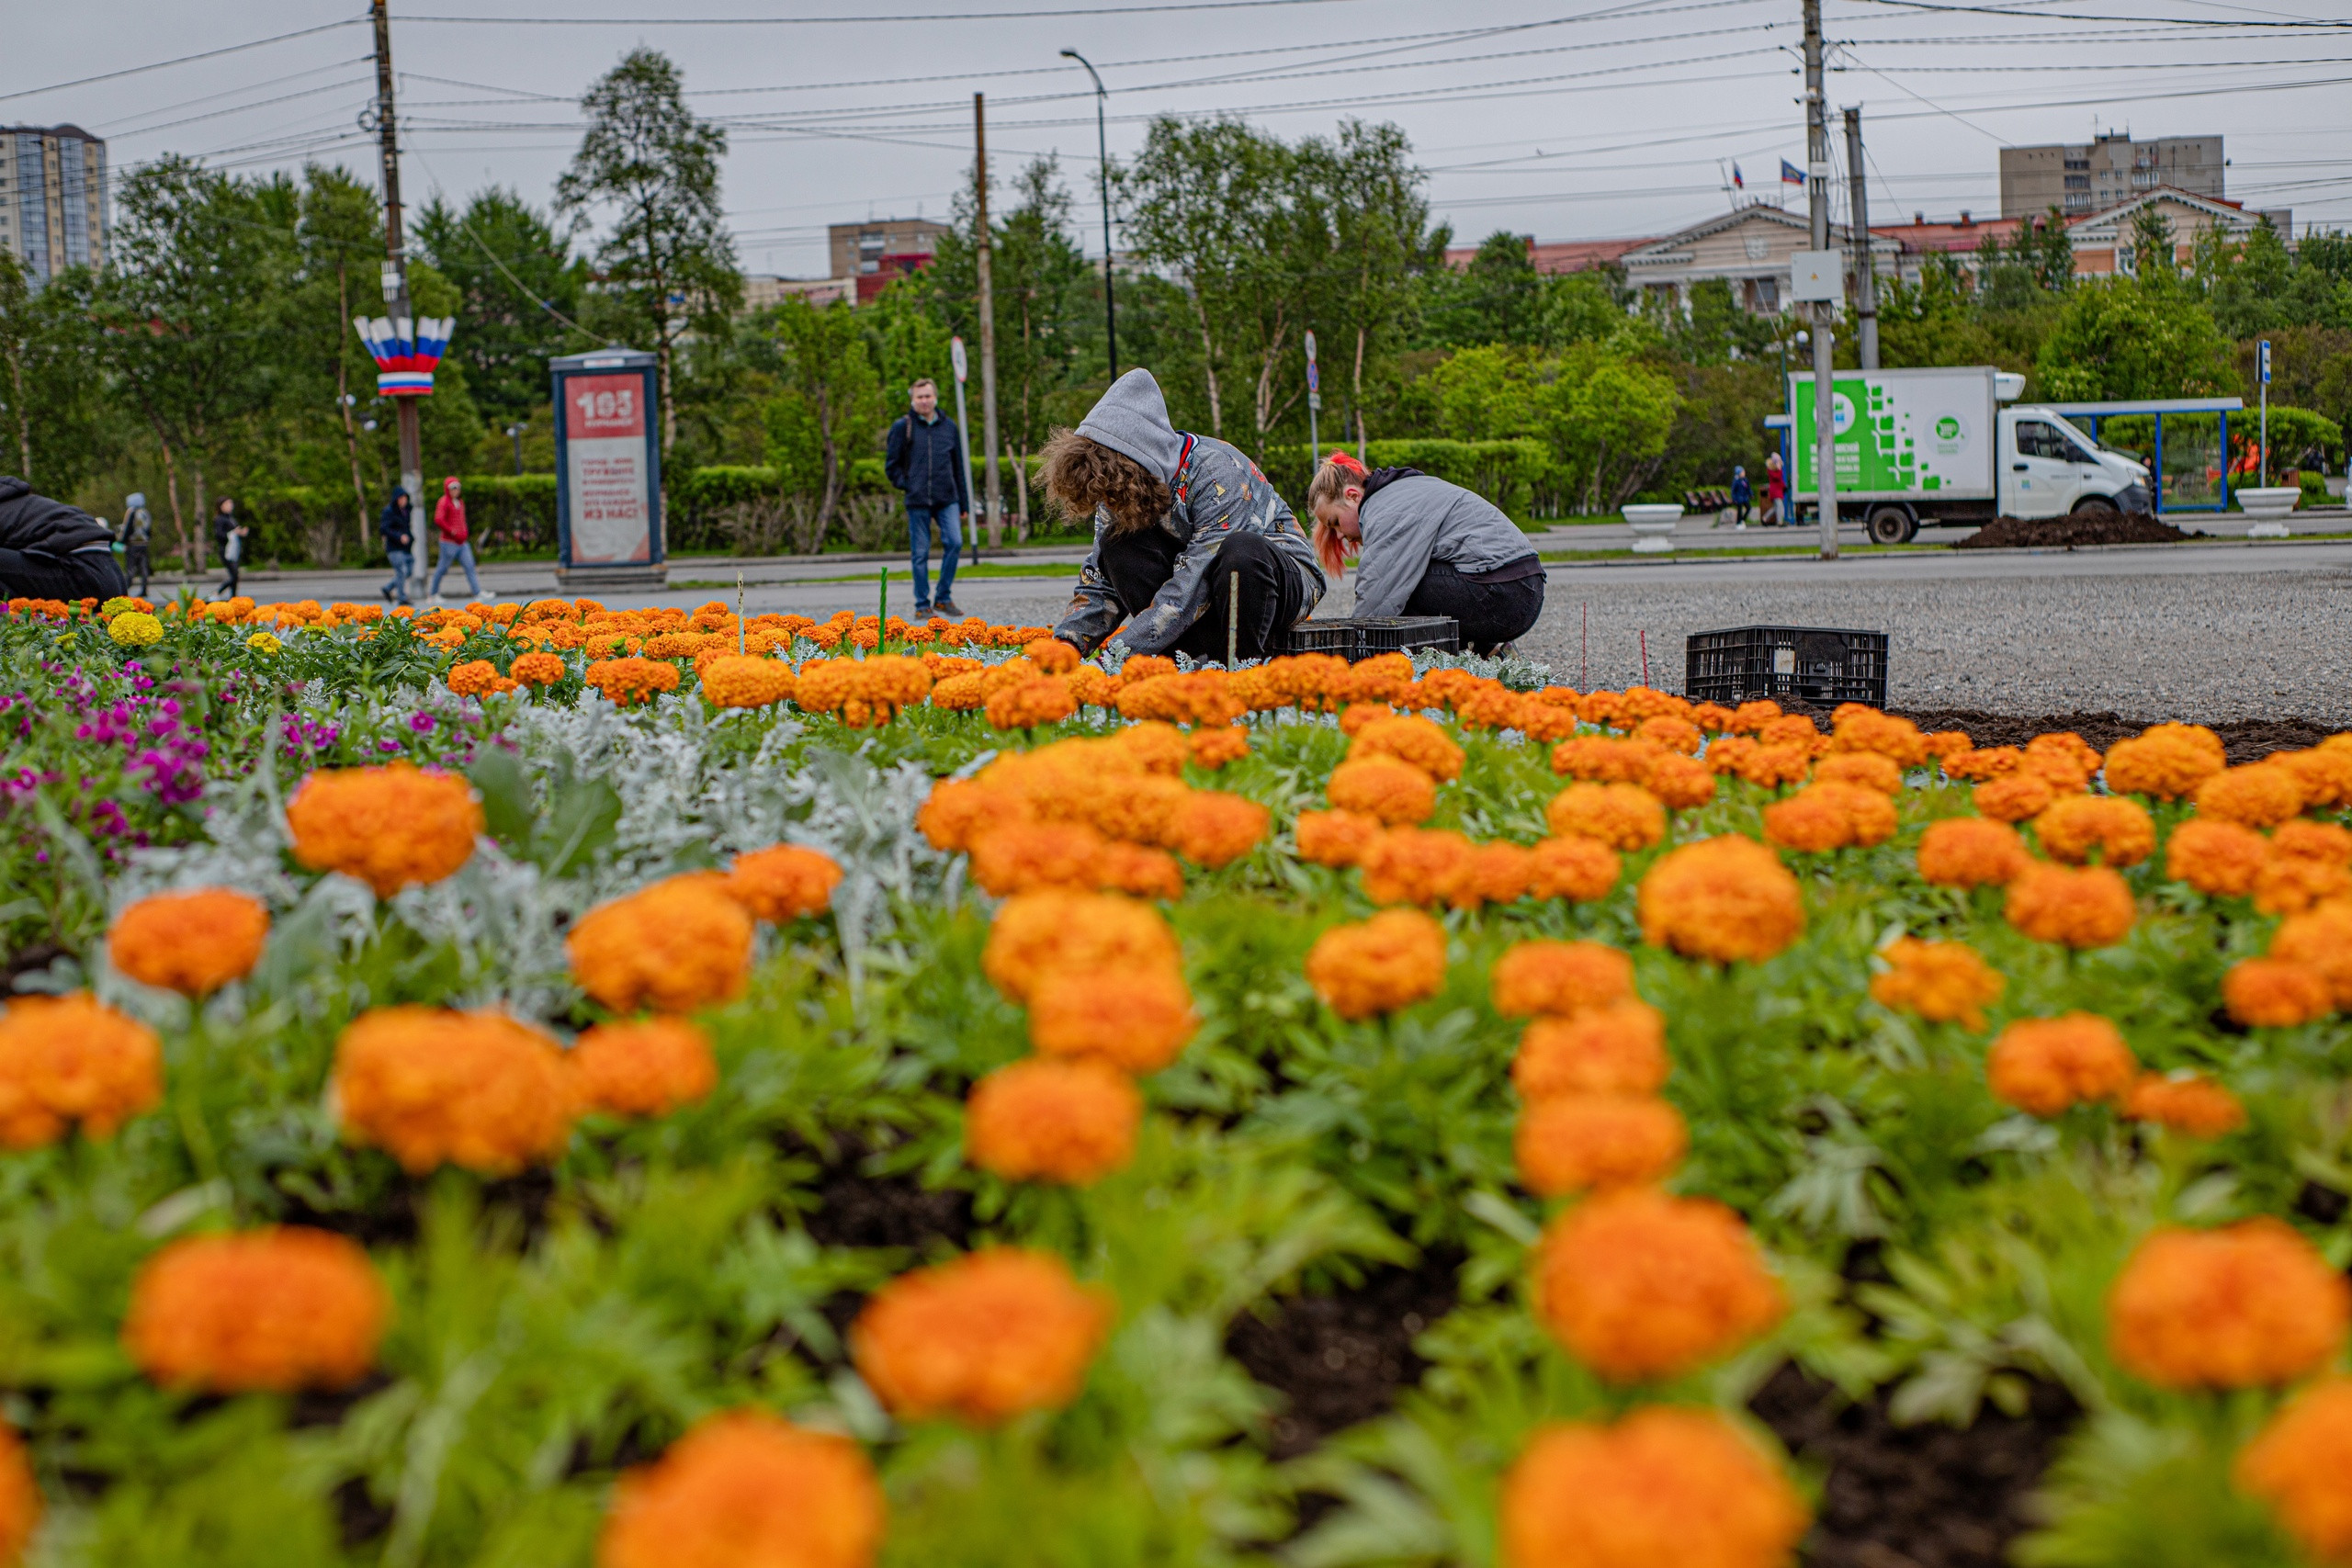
[1170,791,1269,868]
[1515,1094,1687,1197]
[2222,956,2335,1028]
[2194,762,2306,829]
[726,844,842,923]
[1916,817,2031,889]
[107,887,268,996]
[0,992,163,1149]
[2032,794,2155,867]
[1027,964,1197,1073]
[1305,908,1448,1021]
[2271,898,2352,1010]
[851,1248,1112,1425]
[1358,826,1476,908]
[1514,1002,1671,1100]
[2122,1072,2246,1138]
[1760,782,1896,853]
[1328,754,1437,826]
[244,631,282,657]
[599,1410,884,1568]
[510,650,566,687]
[571,1017,718,1118]
[1491,940,1634,1019]
[1547,782,1666,852]
[699,654,793,709]
[122,1227,389,1393]
[966,1056,1141,1185]
[1637,836,1804,964]
[1869,937,2005,1031]
[2109,1220,2348,1391]
[2102,725,2225,799]
[1973,772,2058,823]
[2164,818,2269,897]
[1985,1012,2136,1116]
[1500,1408,1808,1568]
[107,609,164,647]
[1189,726,1250,770]
[1295,808,1382,867]
[1530,1188,1785,1383]
[1812,750,1902,795]
[982,892,1180,1005]
[287,762,482,897]
[2004,862,2135,948]
[1527,835,1622,903]
[568,875,754,1015]
[2236,1378,2352,1567]
[0,1419,35,1566]
[1351,715,1465,781]
[332,1006,573,1175]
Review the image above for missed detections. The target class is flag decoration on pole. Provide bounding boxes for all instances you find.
[354,316,454,398]
[1732,163,1745,189]
[1780,159,1805,186]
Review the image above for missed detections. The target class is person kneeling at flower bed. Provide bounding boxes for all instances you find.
[1305,449,1545,655]
[1041,368,1324,663]
[0,475,128,602]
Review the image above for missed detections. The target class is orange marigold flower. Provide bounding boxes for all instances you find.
[2235,1378,2352,1567]
[571,1017,718,1118]
[1869,937,2005,1031]
[510,650,566,687]
[1110,720,1191,777]
[1813,751,1902,795]
[1917,817,2031,889]
[1295,808,1382,867]
[2005,862,2136,948]
[2271,898,2352,1010]
[286,762,482,897]
[1023,637,1080,674]
[1516,1094,1687,1196]
[2102,726,2225,799]
[1114,671,1244,728]
[1923,728,1974,762]
[568,875,754,1014]
[2122,1072,2246,1138]
[2109,1219,2348,1390]
[2165,817,2270,897]
[726,843,842,922]
[1527,835,1622,903]
[1530,1187,1785,1382]
[1500,1408,1808,1568]
[1491,940,1635,1019]
[0,992,163,1149]
[1760,783,1895,853]
[851,1248,1113,1425]
[1756,712,1821,751]
[987,675,1078,731]
[916,777,1024,853]
[2255,852,2352,916]
[1984,1011,2137,1116]
[1973,771,2058,823]
[966,1057,1141,1185]
[1731,741,1815,790]
[1547,783,1666,852]
[982,892,1180,1005]
[2274,818,2352,865]
[2032,794,2155,867]
[447,659,503,698]
[1948,745,2023,783]
[1027,964,1197,1073]
[0,1420,35,1567]
[1358,826,1476,907]
[1827,708,1928,766]
[699,654,794,709]
[2275,745,2352,811]
[1515,1002,1670,1100]
[1637,836,1804,964]
[107,887,268,996]
[583,656,682,707]
[1189,726,1250,770]
[2222,956,2335,1028]
[122,1226,388,1393]
[599,1410,884,1568]
[1170,791,1269,867]
[1631,715,1702,755]
[1097,841,1187,901]
[1119,654,1179,683]
[1449,840,1532,908]
[1338,701,1396,737]
[332,1006,573,1174]
[1642,751,1717,811]
[1690,701,1736,734]
[1551,735,1666,784]
[2195,762,2306,829]
[1328,754,1438,826]
[969,820,1109,896]
[1305,908,1448,1020]
[1351,715,1465,781]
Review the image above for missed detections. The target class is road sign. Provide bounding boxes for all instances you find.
[1308,392,1323,411]
[2257,339,2271,385]
[950,335,968,383]
[1305,329,1317,364]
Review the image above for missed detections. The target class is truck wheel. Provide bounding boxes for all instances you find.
[2071,497,2120,524]
[1865,505,1917,546]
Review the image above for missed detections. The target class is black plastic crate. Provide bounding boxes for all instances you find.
[1685,625,1888,708]
[1280,616,1460,662]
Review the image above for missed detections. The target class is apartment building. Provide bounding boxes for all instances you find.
[0,124,107,286]
[2000,132,2222,220]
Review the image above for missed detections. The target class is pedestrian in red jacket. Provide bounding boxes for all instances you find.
[428,476,488,603]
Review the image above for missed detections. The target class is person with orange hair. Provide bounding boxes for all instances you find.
[1304,449,1545,655]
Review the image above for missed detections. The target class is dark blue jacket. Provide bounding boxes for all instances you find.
[1731,473,1752,504]
[379,491,414,552]
[885,408,970,512]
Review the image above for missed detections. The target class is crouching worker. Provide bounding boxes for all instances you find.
[0,475,129,602]
[1306,450,1545,655]
[1045,368,1324,661]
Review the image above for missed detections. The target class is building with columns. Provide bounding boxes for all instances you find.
[0,124,107,287]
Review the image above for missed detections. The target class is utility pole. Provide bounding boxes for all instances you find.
[1804,0,1839,560]
[973,93,1002,549]
[369,0,424,594]
[1060,50,1118,381]
[1844,106,1880,371]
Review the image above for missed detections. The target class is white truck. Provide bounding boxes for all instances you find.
[1785,366,2153,544]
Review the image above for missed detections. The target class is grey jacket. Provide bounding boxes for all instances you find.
[1350,472,1539,620]
[1053,369,1325,656]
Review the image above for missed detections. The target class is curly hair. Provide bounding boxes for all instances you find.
[1039,428,1172,535]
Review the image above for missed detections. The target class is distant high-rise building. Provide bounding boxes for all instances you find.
[0,124,108,286]
[2000,132,2222,220]
[828,218,949,304]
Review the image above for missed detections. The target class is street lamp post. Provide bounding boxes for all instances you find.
[505,423,526,476]
[1059,49,1118,382]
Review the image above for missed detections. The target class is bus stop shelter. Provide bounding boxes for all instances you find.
[2045,397,2245,516]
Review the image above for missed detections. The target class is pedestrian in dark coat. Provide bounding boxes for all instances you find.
[211,497,247,598]
[379,488,415,604]
[0,476,128,601]
[884,378,972,618]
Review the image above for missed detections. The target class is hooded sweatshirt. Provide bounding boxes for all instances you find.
[1348,470,1542,621]
[1052,369,1324,657]
[119,494,152,546]
[379,490,414,552]
[0,476,113,556]
[434,480,468,545]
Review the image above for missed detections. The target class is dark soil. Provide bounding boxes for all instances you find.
[1227,1250,1463,1460]
[1954,513,2200,549]
[1771,696,2338,762]
[798,1153,973,1254]
[1752,1365,2080,1568]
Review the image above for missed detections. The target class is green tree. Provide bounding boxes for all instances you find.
[283,165,390,545]
[0,253,112,491]
[2035,277,2232,400]
[2127,204,2179,285]
[1422,231,1539,348]
[415,187,589,423]
[557,48,741,454]
[763,298,883,544]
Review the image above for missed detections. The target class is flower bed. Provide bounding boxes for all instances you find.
[0,590,2348,1568]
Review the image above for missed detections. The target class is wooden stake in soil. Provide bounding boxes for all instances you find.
[1227,570,1240,668]
[737,570,745,654]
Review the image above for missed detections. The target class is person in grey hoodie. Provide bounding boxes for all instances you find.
[1306,449,1544,654]
[1042,368,1323,660]
[118,492,153,596]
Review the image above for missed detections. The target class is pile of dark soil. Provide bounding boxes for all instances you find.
[1954,513,2199,549]
[1770,697,2338,762]
[1227,1251,1462,1460]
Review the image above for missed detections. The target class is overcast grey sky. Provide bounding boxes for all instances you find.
[6,0,2348,277]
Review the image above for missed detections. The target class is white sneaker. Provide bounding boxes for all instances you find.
[474,590,497,603]
[426,595,447,608]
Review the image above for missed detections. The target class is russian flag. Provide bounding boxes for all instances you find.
[1732,163,1745,189]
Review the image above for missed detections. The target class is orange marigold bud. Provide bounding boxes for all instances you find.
[2164,817,2269,897]
[2222,956,2335,1028]
[1189,726,1250,770]
[1985,1011,2137,1117]
[1546,782,1666,852]
[569,875,754,1014]
[1328,754,1438,826]
[510,650,567,688]
[983,892,1180,1005]
[1530,1187,1785,1382]
[2236,1378,2352,1567]
[1761,782,1896,853]
[2032,794,2154,867]
[1869,937,2005,1031]
[2102,726,2225,800]
[1305,908,1448,1020]
[1351,715,1465,781]
[1358,826,1476,908]
[1491,940,1634,1019]
[0,1420,35,1567]
[600,1410,883,1568]
[2005,862,2135,949]
[966,1057,1140,1185]
[107,887,268,996]
[1515,1002,1670,1100]
[1917,817,2031,889]
[2122,1071,2246,1138]
[571,1017,718,1118]
[2271,898,2352,1010]
[0,992,163,1149]
[852,1248,1112,1424]
[1527,835,1622,904]
[727,844,842,923]
[1295,808,1382,867]
[1027,964,1197,1073]
[2195,762,2306,829]
[1171,791,1269,868]
[2109,1220,2348,1390]
[332,1006,573,1174]
[1500,1408,1808,1568]
[1516,1094,1686,1196]
[583,655,682,707]
[287,762,482,897]
[1973,771,2058,823]
[1637,836,1804,964]
[1813,751,1902,795]
[122,1226,388,1393]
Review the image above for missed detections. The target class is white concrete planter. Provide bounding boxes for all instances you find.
[2235,486,2299,538]
[1623,503,1683,554]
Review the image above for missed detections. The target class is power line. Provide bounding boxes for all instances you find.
[1843,0,2352,26]
[0,17,364,106]
[98,77,379,144]
[401,0,1371,23]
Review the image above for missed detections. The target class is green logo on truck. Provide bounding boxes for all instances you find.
[1936,416,1961,439]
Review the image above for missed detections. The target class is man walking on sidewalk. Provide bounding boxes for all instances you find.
[379,487,415,604]
[884,377,968,620]
[428,476,491,604]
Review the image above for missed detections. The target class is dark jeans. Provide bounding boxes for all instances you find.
[0,547,128,603]
[1097,526,1307,663]
[908,502,960,610]
[385,547,413,603]
[1401,558,1546,654]
[217,557,242,596]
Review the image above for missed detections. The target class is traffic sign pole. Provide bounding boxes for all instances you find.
[2258,339,2271,489]
[951,335,977,566]
[1305,329,1321,468]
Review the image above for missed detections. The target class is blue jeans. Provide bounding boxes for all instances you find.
[385,547,413,601]
[908,502,961,611]
[430,539,480,598]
